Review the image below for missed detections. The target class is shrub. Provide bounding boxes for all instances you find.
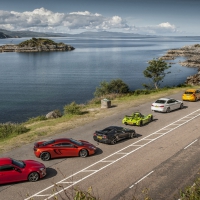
[64,102,82,115]
[179,176,200,200]
[94,79,129,97]
[26,115,47,124]
[133,89,151,95]
[0,123,29,139]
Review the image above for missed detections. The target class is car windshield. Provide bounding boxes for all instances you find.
[133,113,140,117]
[70,138,83,146]
[155,100,166,104]
[185,91,193,94]
[43,140,55,146]
[12,158,25,168]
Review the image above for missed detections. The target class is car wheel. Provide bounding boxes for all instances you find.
[139,120,143,127]
[150,116,153,121]
[195,97,198,102]
[79,149,88,158]
[28,172,39,182]
[180,103,184,109]
[124,122,127,125]
[40,152,51,161]
[110,137,117,145]
[166,107,170,113]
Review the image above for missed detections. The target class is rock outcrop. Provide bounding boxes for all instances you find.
[160,44,200,85]
[160,44,200,68]
[46,110,62,119]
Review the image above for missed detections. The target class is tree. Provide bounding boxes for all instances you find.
[94,79,129,97]
[143,58,171,89]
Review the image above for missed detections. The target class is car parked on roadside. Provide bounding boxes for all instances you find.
[151,98,184,113]
[34,138,97,161]
[93,126,136,145]
[182,89,200,101]
[0,157,46,184]
[122,112,153,126]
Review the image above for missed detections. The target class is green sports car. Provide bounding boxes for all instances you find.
[122,112,153,126]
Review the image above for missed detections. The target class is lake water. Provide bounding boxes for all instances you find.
[0,36,200,123]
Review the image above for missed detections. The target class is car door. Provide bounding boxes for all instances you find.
[0,165,23,184]
[167,99,176,110]
[117,128,128,139]
[58,143,79,157]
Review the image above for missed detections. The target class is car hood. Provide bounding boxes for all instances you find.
[80,140,96,147]
[23,160,45,168]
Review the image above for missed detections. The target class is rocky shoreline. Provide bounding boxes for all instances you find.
[160,44,200,85]
[0,43,75,52]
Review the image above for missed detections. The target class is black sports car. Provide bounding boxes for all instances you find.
[93,126,136,145]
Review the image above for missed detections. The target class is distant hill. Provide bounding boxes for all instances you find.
[0,29,150,39]
[71,31,146,37]
[0,29,65,38]
[0,32,12,38]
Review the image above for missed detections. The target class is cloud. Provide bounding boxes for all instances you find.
[0,8,129,33]
[128,22,178,35]
[0,8,179,35]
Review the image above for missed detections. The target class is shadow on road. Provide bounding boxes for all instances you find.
[43,167,57,180]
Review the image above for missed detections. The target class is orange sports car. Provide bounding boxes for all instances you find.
[34,138,97,161]
[182,89,200,101]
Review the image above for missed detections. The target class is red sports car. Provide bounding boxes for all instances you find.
[34,138,97,161]
[0,157,46,184]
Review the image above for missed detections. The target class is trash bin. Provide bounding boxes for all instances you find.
[101,99,111,108]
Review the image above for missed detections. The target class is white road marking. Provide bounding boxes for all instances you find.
[24,109,200,200]
[129,171,154,188]
[184,139,198,149]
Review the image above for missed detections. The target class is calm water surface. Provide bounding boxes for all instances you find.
[0,36,200,123]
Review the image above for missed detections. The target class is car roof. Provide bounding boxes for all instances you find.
[156,98,171,101]
[105,126,122,130]
[185,89,197,92]
[54,138,71,142]
[0,157,12,165]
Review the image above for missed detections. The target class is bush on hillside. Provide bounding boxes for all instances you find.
[26,115,47,124]
[0,123,29,139]
[94,79,129,97]
[64,102,82,115]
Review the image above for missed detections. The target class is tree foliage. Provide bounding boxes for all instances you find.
[94,79,129,97]
[143,58,171,89]
[18,38,65,47]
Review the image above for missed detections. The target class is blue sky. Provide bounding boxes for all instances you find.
[0,0,199,36]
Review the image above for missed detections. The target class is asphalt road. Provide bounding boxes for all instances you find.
[0,92,200,200]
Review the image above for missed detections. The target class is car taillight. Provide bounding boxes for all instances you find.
[103,135,107,139]
[94,133,97,136]
[160,105,164,107]
[33,146,37,151]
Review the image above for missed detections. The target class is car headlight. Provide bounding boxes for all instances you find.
[40,167,45,171]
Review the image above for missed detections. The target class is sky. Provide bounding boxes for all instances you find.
[0,0,199,36]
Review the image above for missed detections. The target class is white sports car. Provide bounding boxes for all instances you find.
[151,98,184,113]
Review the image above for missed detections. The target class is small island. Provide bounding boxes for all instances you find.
[0,38,75,52]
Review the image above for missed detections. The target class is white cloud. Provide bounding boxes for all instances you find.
[0,8,129,33]
[0,8,179,35]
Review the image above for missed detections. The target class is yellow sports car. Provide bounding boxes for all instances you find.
[182,89,200,101]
